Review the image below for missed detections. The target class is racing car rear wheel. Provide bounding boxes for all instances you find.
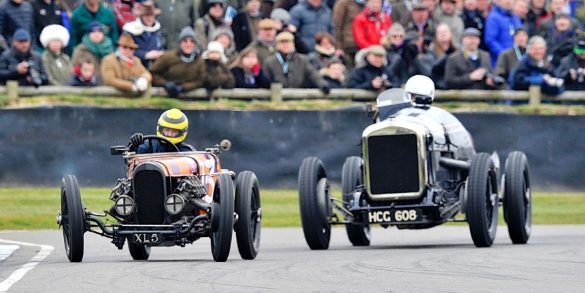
[342,156,370,246]
[211,174,235,262]
[503,151,532,244]
[466,153,498,248]
[299,157,331,250]
[60,175,85,262]
[128,243,151,260]
[235,171,262,260]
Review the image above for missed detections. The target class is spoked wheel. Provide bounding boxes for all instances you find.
[298,157,331,250]
[342,156,370,246]
[503,151,532,244]
[128,242,151,260]
[235,171,262,260]
[210,174,234,262]
[466,153,499,248]
[60,175,85,262]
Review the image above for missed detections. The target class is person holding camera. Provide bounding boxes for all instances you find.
[509,36,564,95]
[0,28,48,87]
[555,38,585,91]
[348,45,393,91]
[445,28,500,90]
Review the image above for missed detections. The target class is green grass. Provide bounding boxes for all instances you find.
[0,188,583,230]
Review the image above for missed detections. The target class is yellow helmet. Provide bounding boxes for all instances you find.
[156,108,188,144]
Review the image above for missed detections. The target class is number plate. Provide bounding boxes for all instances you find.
[131,233,162,244]
[367,209,421,223]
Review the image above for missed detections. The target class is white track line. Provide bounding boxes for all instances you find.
[0,239,54,293]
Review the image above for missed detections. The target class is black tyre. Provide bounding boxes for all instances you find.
[128,242,151,260]
[342,156,370,246]
[298,157,331,250]
[503,151,532,244]
[466,153,498,248]
[210,174,234,262]
[235,171,262,260]
[60,175,85,262]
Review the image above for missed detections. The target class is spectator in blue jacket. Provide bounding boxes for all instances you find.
[122,1,164,68]
[0,29,48,86]
[509,36,564,96]
[0,0,35,47]
[484,0,522,67]
[289,0,334,52]
[348,45,393,91]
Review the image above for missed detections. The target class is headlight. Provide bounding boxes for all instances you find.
[114,195,135,216]
[165,194,186,215]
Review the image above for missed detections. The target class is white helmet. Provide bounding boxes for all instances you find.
[404,75,435,107]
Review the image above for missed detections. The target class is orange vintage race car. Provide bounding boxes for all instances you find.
[57,136,261,262]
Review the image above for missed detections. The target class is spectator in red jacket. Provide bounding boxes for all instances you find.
[112,0,139,30]
[352,0,392,50]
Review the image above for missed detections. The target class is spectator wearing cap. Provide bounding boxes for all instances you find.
[195,0,231,50]
[509,36,564,95]
[71,21,115,82]
[40,24,72,85]
[308,32,348,71]
[289,0,334,51]
[111,0,138,30]
[445,27,497,90]
[245,18,277,64]
[484,0,522,67]
[404,3,436,54]
[544,14,577,67]
[348,45,393,91]
[263,32,330,92]
[231,0,263,51]
[31,0,67,50]
[150,26,206,98]
[122,1,164,68]
[555,38,585,91]
[353,0,392,50]
[155,0,198,50]
[332,0,363,68]
[434,0,464,47]
[0,0,35,47]
[271,8,309,54]
[229,47,271,88]
[526,0,552,36]
[0,28,48,86]
[201,40,235,90]
[495,27,527,82]
[101,32,152,95]
[321,57,347,88]
[460,0,488,51]
[211,27,237,62]
[70,0,118,51]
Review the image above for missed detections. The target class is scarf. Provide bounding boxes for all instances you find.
[314,45,335,57]
[115,50,134,67]
[82,34,114,59]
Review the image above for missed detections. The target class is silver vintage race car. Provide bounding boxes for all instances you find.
[298,78,531,249]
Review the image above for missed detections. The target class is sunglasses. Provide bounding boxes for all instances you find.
[391,34,404,39]
[121,45,136,51]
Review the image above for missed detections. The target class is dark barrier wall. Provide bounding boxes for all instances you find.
[0,107,583,191]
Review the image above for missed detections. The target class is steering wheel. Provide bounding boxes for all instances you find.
[141,135,180,152]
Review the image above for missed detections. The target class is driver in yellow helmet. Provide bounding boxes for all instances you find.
[129,108,195,153]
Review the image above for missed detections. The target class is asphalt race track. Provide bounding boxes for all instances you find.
[1,226,584,293]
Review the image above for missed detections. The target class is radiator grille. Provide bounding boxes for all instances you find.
[367,134,420,194]
[133,170,166,224]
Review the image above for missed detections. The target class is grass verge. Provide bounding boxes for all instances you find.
[0,188,583,230]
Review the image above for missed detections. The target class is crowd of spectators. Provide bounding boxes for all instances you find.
[0,0,583,97]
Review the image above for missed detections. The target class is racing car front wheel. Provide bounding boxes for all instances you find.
[342,156,370,246]
[503,151,532,244]
[299,157,331,250]
[128,242,151,260]
[60,175,85,262]
[211,174,235,262]
[466,153,498,248]
[235,171,262,260]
